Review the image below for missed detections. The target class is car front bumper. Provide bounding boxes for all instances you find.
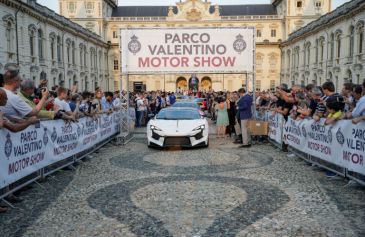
[147,129,208,147]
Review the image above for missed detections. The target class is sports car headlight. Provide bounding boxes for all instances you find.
[150,125,162,131]
[193,125,205,131]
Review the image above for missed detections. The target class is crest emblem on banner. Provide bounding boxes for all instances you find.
[94,119,99,130]
[77,124,82,138]
[43,128,49,146]
[233,34,246,54]
[336,128,345,145]
[301,124,307,138]
[128,35,141,55]
[327,127,333,143]
[51,127,57,143]
[4,133,12,158]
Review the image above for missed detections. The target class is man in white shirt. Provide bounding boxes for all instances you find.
[0,70,49,119]
[54,87,75,121]
[136,94,147,127]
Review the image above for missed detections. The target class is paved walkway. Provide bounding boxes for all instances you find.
[0,133,364,237]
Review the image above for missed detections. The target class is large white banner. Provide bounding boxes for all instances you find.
[282,117,365,175]
[120,27,255,74]
[0,112,121,189]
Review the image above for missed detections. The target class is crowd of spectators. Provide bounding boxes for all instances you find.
[254,80,365,125]
[0,69,124,213]
[0,70,124,130]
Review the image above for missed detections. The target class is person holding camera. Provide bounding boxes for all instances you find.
[0,70,49,119]
[18,80,57,119]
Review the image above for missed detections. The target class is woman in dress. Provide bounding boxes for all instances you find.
[226,92,237,137]
[216,96,229,139]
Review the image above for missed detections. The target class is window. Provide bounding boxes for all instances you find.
[336,33,341,59]
[320,39,325,61]
[315,39,319,63]
[99,53,102,69]
[29,30,35,57]
[256,80,261,91]
[349,26,354,57]
[269,54,277,69]
[306,43,311,65]
[330,33,334,60]
[72,42,75,65]
[80,45,83,66]
[315,1,321,8]
[357,23,364,54]
[50,37,55,60]
[85,2,94,14]
[5,21,13,53]
[57,36,62,62]
[271,29,276,37]
[257,29,262,38]
[38,29,44,59]
[297,1,302,8]
[66,43,71,64]
[113,31,118,39]
[114,60,119,70]
[68,2,76,13]
[90,49,93,68]
[84,47,87,67]
[256,54,263,69]
[270,80,275,90]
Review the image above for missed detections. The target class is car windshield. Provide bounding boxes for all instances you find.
[156,109,201,120]
[172,102,200,109]
[194,98,205,102]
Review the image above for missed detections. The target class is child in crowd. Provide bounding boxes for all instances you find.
[325,95,345,125]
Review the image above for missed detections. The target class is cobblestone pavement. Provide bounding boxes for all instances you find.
[0,135,364,237]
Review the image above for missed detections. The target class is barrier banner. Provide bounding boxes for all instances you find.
[282,117,365,176]
[283,118,306,151]
[304,119,342,166]
[0,112,121,189]
[267,112,284,145]
[333,122,365,175]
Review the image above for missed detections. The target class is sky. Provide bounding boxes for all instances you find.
[38,0,350,13]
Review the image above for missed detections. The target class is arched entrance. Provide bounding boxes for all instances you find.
[200,77,212,91]
[189,75,199,92]
[176,77,187,92]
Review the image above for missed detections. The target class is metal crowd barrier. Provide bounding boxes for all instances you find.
[255,110,365,186]
[0,111,126,204]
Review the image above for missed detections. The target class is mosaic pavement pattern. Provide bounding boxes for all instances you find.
[0,137,364,237]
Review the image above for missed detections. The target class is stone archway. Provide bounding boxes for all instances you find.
[176,77,187,92]
[201,76,212,91]
[188,75,199,92]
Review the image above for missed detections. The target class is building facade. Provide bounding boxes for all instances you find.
[280,0,365,91]
[0,0,333,92]
[0,0,113,91]
[59,0,331,92]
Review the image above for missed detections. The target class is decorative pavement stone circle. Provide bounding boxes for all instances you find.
[88,175,289,237]
[110,148,273,174]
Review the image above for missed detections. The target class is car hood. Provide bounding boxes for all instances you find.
[150,119,205,133]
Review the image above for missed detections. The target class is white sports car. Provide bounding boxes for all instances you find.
[147,107,209,148]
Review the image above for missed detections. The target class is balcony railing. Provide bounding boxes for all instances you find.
[108,15,280,22]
